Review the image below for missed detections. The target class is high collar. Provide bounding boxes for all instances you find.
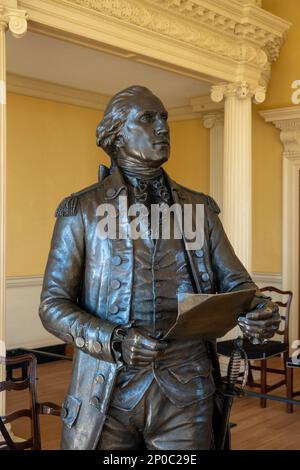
[102,164,181,201]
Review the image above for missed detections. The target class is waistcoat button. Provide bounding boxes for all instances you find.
[106,188,116,198]
[201,273,210,282]
[111,279,121,290]
[195,249,204,258]
[90,396,100,408]
[111,255,122,266]
[109,304,119,314]
[95,374,105,384]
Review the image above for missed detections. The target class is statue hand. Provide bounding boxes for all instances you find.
[238,300,281,343]
[121,327,167,366]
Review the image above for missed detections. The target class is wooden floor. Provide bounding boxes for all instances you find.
[6,358,300,450]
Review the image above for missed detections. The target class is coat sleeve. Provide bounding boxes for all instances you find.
[39,198,117,363]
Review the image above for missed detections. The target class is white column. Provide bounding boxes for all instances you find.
[203,112,224,214]
[0,3,27,422]
[260,107,300,344]
[211,82,266,271]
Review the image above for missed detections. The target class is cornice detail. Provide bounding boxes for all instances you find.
[211,81,266,104]
[65,0,290,70]
[260,106,300,158]
[0,5,28,37]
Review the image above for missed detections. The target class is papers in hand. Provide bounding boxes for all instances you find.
[163,289,256,341]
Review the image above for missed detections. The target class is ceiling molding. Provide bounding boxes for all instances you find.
[7,72,110,110]
[17,0,291,89]
[7,73,223,121]
[260,106,300,124]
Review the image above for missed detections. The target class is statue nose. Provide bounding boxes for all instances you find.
[155,127,169,137]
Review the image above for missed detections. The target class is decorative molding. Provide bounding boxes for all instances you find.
[260,107,300,156]
[252,272,282,286]
[211,81,266,104]
[260,107,300,343]
[5,274,63,350]
[7,73,110,111]
[0,4,28,37]
[65,0,288,67]
[18,0,290,88]
[7,73,223,121]
[6,275,43,288]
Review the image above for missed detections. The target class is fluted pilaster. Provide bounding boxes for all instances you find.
[203,112,224,215]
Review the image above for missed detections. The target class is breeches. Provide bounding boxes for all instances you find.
[97,380,213,450]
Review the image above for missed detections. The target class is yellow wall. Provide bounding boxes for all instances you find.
[7,93,109,277]
[168,119,209,194]
[6,93,209,276]
[250,0,300,273]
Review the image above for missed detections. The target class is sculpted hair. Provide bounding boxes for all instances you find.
[96,85,151,158]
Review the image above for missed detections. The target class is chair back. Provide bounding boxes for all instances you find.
[0,353,41,450]
[260,286,293,346]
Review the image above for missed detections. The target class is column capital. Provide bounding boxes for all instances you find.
[203,111,224,129]
[0,6,28,37]
[211,81,266,105]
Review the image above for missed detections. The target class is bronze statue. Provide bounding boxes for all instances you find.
[39,86,280,450]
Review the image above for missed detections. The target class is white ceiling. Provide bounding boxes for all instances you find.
[6,31,211,108]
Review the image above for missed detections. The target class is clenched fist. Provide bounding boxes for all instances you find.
[121,327,167,366]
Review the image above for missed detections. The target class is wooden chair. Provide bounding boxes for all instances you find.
[217,286,293,410]
[0,353,61,450]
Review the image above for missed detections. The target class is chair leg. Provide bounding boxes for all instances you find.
[260,359,267,408]
[247,364,255,387]
[286,367,294,413]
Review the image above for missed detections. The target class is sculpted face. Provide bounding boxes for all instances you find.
[116,92,170,169]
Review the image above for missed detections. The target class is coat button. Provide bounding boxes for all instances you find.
[95,374,105,384]
[93,341,102,354]
[64,333,73,344]
[90,396,100,408]
[156,298,162,305]
[61,407,68,419]
[111,255,122,266]
[111,279,121,290]
[106,188,116,198]
[201,273,210,282]
[109,304,119,314]
[154,263,160,270]
[195,249,204,258]
[75,337,85,348]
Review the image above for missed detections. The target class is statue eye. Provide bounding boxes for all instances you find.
[140,113,153,123]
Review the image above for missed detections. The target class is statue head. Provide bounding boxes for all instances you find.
[96,85,170,170]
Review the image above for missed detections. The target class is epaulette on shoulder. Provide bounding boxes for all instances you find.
[204,194,221,214]
[55,182,99,217]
